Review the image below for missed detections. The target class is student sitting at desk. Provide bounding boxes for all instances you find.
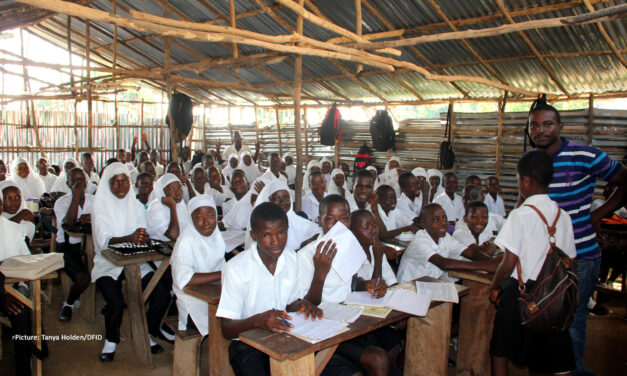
[217,202,321,376]
[165,162,195,203]
[0,194,47,376]
[172,195,225,336]
[372,184,419,242]
[207,166,235,211]
[434,172,465,231]
[489,151,576,376]
[190,165,210,196]
[397,203,500,284]
[54,167,94,322]
[301,171,328,223]
[298,194,401,376]
[135,172,154,209]
[147,173,190,242]
[452,201,499,259]
[347,169,376,212]
[92,162,171,362]
[0,181,36,242]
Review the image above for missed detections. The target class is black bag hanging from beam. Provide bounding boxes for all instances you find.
[438,104,455,170]
[370,110,396,151]
[165,92,194,137]
[319,103,342,146]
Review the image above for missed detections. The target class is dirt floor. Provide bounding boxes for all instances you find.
[1,282,625,376]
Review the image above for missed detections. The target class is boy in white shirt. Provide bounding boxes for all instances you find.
[54,168,94,322]
[452,201,499,259]
[36,157,57,192]
[397,203,500,284]
[489,150,576,376]
[346,169,375,212]
[396,172,427,220]
[372,184,418,242]
[217,202,322,376]
[484,176,507,217]
[434,172,465,231]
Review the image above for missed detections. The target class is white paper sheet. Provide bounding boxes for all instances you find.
[288,314,348,343]
[344,291,389,307]
[318,302,363,323]
[321,222,367,283]
[415,281,459,303]
[385,289,431,317]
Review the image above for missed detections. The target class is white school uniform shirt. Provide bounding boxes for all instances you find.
[172,223,226,336]
[397,229,466,283]
[494,194,576,283]
[396,192,422,219]
[53,192,94,244]
[222,191,254,231]
[285,164,296,185]
[484,193,506,217]
[216,244,301,324]
[301,192,326,223]
[39,173,57,192]
[377,205,412,234]
[0,215,30,261]
[297,234,352,304]
[489,212,506,232]
[256,169,288,186]
[86,171,100,186]
[221,144,252,162]
[452,220,492,248]
[0,181,36,241]
[346,194,371,213]
[155,163,164,177]
[357,245,398,287]
[434,192,465,222]
[208,186,233,208]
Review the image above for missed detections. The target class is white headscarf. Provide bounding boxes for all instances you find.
[427,168,445,199]
[221,154,239,183]
[171,194,226,335]
[50,157,80,194]
[245,179,320,250]
[10,157,46,200]
[380,156,401,197]
[146,173,190,241]
[237,151,260,184]
[92,162,146,253]
[302,159,322,195]
[327,168,349,197]
[412,167,428,179]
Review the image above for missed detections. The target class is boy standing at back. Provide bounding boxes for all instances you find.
[490,151,576,376]
[484,176,506,217]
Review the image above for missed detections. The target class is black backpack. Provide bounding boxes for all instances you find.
[319,104,342,146]
[438,105,455,169]
[370,110,395,151]
[165,92,194,137]
[354,143,372,171]
[516,205,578,333]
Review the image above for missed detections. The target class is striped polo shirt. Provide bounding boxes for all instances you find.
[542,138,620,260]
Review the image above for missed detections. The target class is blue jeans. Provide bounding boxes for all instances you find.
[570,258,600,376]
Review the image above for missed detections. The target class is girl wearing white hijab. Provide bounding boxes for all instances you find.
[301,159,322,195]
[427,168,445,202]
[283,152,297,185]
[146,173,190,242]
[221,154,239,184]
[51,157,97,194]
[244,179,320,250]
[91,162,171,361]
[366,165,380,190]
[10,157,46,200]
[320,157,333,186]
[0,181,36,241]
[378,156,402,197]
[171,195,225,336]
[237,151,260,184]
[327,168,349,198]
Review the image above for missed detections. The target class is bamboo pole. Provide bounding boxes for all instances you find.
[587,93,594,145]
[73,99,79,159]
[164,4,178,163]
[304,106,309,162]
[113,0,119,149]
[85,19,93,153]
[294,0,305,211]
[20,29,45,158]
[160,90,165,161]
[229,0,238,73]
[496,92,507,178]
[355,0,363,74]
[275,107,283,156]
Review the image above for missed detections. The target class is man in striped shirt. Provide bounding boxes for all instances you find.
[528,97,627,376]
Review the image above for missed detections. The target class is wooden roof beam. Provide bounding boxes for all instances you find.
[494,0,570,95]
[582,0,627,69]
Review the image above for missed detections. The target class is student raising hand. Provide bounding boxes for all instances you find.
[313,239,337,280]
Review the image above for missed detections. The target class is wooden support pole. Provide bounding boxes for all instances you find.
[66,16,74,87]
[294,0,305,210]
[448,100,455,172]
[113,0,120,149]
[275,107,283,156]
[163,3,178,163]
[355,0,363,74]
[160,90,165,160]
[229,0,239,73]
[496,92,507,178]
[140,98,144,137]
[587,93,594,145]
[73,99,79,159]
[86,19,93,153]
[304,106,309,162]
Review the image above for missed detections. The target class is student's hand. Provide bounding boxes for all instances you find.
[383,245,403,261]
[257,310,292,333]
[133,136,139,143]
[161,196,177,209]
[250,194,258,206]
[5,294,25,315]
[254,181,265,194]
[141,133,148,142]
[14,209,35,224]
[367,278,387,299]
[296,300,323,321]
[255,141,261,152]
[79,214,91,224]
[408,223,420,233]
[484,256,502,273]
[489,289,501,306]
[368,193,379,209]
[313,240,337,280]
[132,228,149,245]
[216,139,222,150]
[479,241,497,256]
[590,210,603,234]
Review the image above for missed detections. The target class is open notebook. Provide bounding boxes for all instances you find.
[344,289,432,317]
[287,303,362,344]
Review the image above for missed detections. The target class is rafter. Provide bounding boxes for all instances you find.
[582,0,627,69]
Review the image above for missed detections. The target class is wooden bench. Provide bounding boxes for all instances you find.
[164,315,203,376]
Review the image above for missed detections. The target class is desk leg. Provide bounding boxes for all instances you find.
[124,264,153,367]
[270,353,315,376]
[33,280,43,376]
[208,303,234,376]
[457,279,495,376]
[81,238,96,324]
[404,302,452,376]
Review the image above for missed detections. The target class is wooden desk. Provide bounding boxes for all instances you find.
[67,232,96,323]
[101,249,169,367]
[239,281,469,376]
[184,282,234,376]
[449,270,495,376]
[5,272,58,376]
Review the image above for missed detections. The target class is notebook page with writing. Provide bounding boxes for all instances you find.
[288,314,348,344]
[385,289,431,317]
[318,302,363,323]
[415,281,459,303]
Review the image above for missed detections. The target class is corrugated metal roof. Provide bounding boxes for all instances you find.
[6,0,626,104]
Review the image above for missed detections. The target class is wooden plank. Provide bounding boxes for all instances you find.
[142,257,170,303]
[208,301,234,376]
[270,353,315,376]
[124,263,153,367]
[183,281,221,305]
[101,248,168,266]
[404,302,452,376]
[314,345,338,376]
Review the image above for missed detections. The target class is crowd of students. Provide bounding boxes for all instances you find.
[0,99,626,376]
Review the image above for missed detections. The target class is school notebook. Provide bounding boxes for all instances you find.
[415,281,459,303]
[318,302,363,323]
[344,289,432,317]
[288,314,348,344]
